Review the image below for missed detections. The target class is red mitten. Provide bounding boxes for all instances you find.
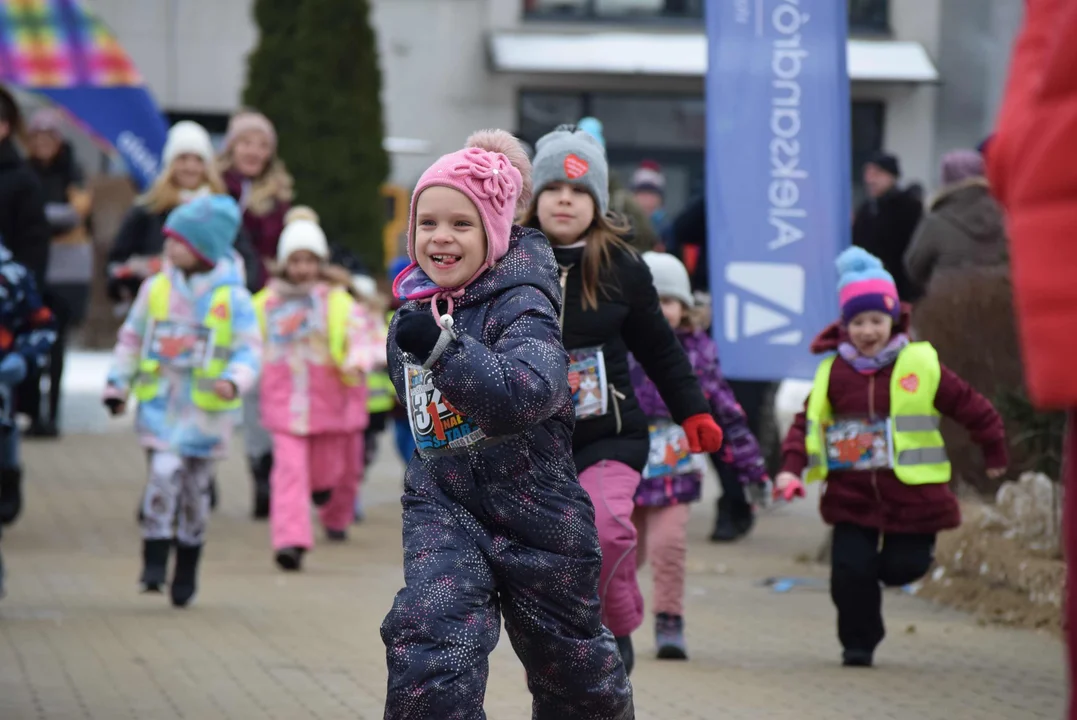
[682,413,724,453]
[772,477,806,502]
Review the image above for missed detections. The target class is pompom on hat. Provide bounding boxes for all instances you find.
[836,247,900,324]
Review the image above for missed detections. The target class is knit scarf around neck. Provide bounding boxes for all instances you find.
[838,333,910,374]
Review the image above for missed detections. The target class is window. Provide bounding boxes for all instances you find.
[848,0,888,33]
[522,0,703,21]
[851,101,885,203]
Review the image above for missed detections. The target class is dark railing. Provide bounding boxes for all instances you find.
[521,0,889,32]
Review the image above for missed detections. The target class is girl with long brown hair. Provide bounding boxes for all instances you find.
[525,124,724,674]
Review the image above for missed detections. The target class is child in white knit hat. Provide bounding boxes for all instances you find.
[251,208,385,570]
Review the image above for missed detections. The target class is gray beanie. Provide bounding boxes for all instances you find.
[531,124,609,215]
[642,251,694,308]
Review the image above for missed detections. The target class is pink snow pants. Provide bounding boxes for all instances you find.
[633,503,691,616]
[578,460,644,637]
[270,432,362,550]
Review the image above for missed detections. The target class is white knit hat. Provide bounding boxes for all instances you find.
[163,120,215,166]
[642,251,693,308]
[277,219,329,264]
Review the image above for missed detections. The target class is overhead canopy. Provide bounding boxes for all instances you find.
[0,0,168,189]
[489,32,939,83]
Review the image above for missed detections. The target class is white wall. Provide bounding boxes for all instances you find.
[91,0,257,113]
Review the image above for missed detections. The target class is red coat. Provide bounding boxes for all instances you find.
[987,0,1077,408]
[781,319,1008,535]
[223,169,290,291]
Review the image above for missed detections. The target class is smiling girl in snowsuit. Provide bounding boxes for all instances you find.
[523,125,724,672]
[382,130,633,719]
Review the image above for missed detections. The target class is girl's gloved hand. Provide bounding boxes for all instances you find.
[681,413,724,453]
[0,353,27,385]
[395,310,442,363]
[773,471,806,502]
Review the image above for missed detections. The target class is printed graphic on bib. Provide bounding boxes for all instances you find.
[568,347,607,419]
[143,319,214,369]
[824,418,894,471]
[643,418,704,479]
[405,364,495,456]
[267,296,317,345]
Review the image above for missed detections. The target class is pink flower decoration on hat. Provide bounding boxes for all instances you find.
[450,147,518,216]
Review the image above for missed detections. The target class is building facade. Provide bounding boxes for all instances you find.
[88,0,1021,216]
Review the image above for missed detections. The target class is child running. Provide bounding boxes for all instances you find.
[253,210,384,570]
[0,240,57,598]
[630,252,767,661]
[523,124,724,672]
[104,195,261,608]
[776,247,1007,667]
[382,130,633,719]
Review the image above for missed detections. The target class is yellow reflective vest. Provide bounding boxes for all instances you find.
[132,274,240,412]
[252,286,360,387]
[367,310,396,414]
[804,342,950,485]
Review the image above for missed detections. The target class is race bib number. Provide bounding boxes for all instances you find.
[567,346,608,419]
[643,418,704,479]
[143,319,214,369]
[267,296,317,345]
[405,364,497,457]
[824,417,894,471]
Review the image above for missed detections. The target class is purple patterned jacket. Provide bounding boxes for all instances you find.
[630,328,768,507]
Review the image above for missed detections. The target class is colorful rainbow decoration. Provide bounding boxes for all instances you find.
[0,0,167,188]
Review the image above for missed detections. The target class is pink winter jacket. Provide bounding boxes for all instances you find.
[256,279,386,436]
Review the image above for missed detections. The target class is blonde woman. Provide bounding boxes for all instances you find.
[107,121,258,304]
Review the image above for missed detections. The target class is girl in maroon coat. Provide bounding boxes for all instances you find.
[776,247,1007,668]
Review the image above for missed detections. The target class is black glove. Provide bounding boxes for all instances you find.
[395,310,442,363]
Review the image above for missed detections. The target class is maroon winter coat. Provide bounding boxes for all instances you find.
[223,169,289,290]
[781,314,1007,535]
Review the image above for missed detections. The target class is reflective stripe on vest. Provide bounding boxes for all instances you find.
[804,342,950,485]
[133,274,240,412]
[253,287,359,386]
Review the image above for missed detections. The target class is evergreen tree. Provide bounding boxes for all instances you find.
[243,0,389,268]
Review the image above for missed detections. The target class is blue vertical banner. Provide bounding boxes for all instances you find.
[706,0,851,381]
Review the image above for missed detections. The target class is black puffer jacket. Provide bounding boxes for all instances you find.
[0,138,49,287]
[552,243,710,473]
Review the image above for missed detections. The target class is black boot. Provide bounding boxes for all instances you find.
[209,476,219,511]
[842,648,874,668]
[709,496,739,542]
[275,546,305,571]
[615,635,635,676]
[140,539,170,593]
[170,544,202,608]
[731,497,756,538]
[0,467,23,526]
[250,454,272,520]
[311,489,332,507]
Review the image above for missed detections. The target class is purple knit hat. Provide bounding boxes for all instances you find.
[940,149,985,185]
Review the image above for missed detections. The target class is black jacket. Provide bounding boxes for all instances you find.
[0,139,50,288]
[552,243,710,473]
[852,187,924,301]
[107,202,261,299]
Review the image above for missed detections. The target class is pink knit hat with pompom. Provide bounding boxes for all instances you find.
[406,130,532,279]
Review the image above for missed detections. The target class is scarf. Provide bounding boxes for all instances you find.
[838,333,910,375]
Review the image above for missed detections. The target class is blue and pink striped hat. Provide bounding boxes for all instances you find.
[836,247,900,324]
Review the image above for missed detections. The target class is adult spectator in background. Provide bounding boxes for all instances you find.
[576,117,660,251]
[0,87,49,291]
[23,108,93,437]
[630,160,670,249]
[986,1,1077,715]
[216,110,292,291]
[904,149,1008,291]
[852,152,923,302]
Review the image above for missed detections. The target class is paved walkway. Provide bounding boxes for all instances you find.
[0,376,1067,718]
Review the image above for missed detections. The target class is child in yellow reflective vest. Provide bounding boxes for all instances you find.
[775,247,1006,667]
[253,213,385,571]
[103,195,262,608]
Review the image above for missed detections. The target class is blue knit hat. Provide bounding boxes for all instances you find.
[836,247,900,323]
[387,255,410,284]
[164,195,241,266]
